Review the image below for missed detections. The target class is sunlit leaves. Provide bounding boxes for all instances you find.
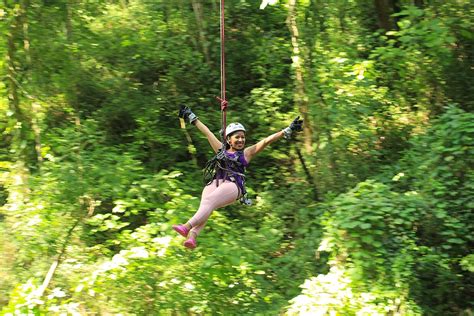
[460,254,474,273]
[1,0,473,314]
[289,180,425,314]
[260,0,279,10]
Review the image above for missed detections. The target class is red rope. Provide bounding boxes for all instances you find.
[220,0,227,143]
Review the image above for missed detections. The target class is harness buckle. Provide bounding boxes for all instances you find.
[216,149,226,160]
[240,195,252,206]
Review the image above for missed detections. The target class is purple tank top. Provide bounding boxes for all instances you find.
[215,151,248,193]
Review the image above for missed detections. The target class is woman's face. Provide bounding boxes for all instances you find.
[227,131,246,150]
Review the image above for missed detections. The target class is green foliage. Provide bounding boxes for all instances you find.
[461,254,474,273]
[323,181,425,282]
[390,106,474,314]
[287,181,425,315]
[287,106,474,315]
[1,0,474,315]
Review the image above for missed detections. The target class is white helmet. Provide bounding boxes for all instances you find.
[225,122,246,136]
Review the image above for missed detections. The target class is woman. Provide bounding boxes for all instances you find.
[173,105,303,249]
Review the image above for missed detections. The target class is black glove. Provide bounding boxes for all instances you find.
[283,116,303,139]
[178,105,198,124]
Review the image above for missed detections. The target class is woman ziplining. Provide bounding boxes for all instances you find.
[172,0,303,249]
[173,107,303,249]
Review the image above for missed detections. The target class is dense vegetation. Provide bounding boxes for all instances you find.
[1,0,473,315]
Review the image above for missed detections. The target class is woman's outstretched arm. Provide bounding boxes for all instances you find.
[244,130,285,163]
[194,119,222,153]
[179,105,222,153]
[244,117,303,163]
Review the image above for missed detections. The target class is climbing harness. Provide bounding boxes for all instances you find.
[203,150,252,206]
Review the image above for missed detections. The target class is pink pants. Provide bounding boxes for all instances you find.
[188,179,239,236]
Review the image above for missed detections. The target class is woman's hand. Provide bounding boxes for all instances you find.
[283,116,303,139]
[179,105,199,125]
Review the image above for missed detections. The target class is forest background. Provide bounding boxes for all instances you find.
[0,0,473,315]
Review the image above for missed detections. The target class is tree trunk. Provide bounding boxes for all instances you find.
[38,195,96,298]
[20,0,43,167]
[4,0,31,208]
[414,0,424,8]
[6,5,22,128]
[191,0,212,67]
[65,0,81,126]
[119,0,128,9]
[295,146,320,201]
[338,1,347,32]
[30,102,43,167]
[37,220,78,298]
[5,1,31,162]
[286,0,312,154]
[21,0,31,65]
[286,0,320,199]
[374,0,399,32]
[66,0,74,41]
[317,89,338,194]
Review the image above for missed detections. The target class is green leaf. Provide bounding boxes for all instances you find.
[447,238,464,244]
[361,235,374,244]
[359,223,372,229]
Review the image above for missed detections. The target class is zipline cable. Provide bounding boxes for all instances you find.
[219,0,228,144]
[206,0,252,205]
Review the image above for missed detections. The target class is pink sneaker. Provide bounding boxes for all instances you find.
[172,224,189,237]
[184,237,197,249]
